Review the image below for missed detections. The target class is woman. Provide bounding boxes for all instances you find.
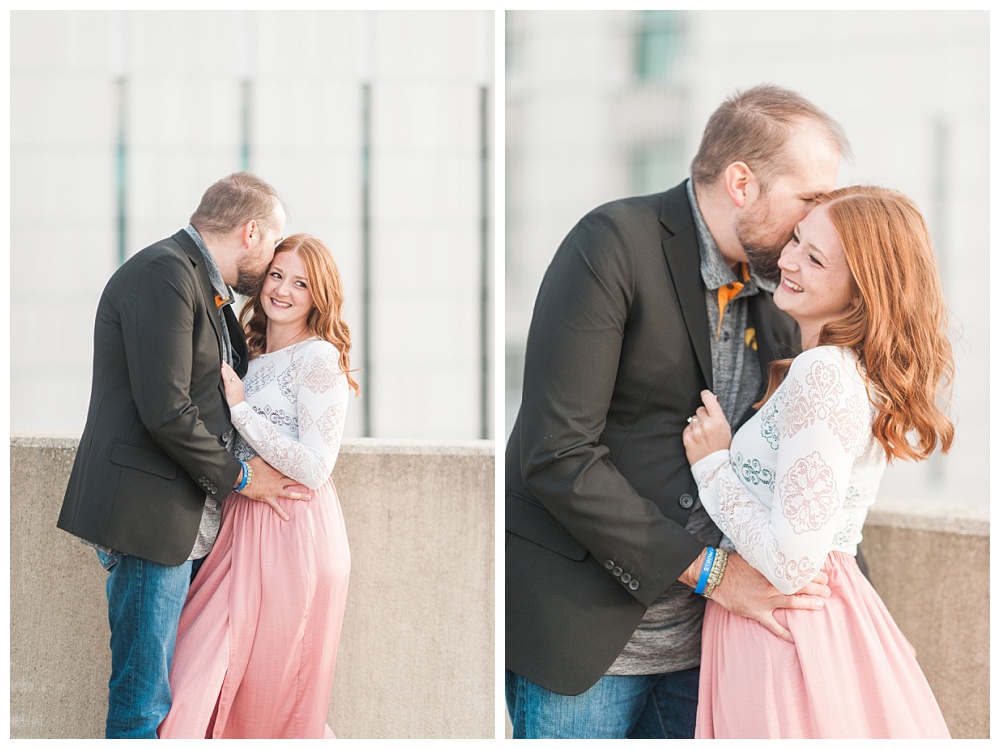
[682,186,952,738]
[159,234,360,738]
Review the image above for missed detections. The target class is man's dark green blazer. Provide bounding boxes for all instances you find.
[505,181,800,696]
[58,229,249,566]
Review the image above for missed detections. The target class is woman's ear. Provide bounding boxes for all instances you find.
[848,286,862,310]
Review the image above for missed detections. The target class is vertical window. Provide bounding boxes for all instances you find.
[240,78,252,171]
[360,80,372,437]
[505,10,515,73]
[635,10,683,81]
[115,76,128,266]
[479,84,491,440]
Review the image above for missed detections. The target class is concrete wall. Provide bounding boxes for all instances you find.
[10,437,989,738]
[10,436,494,739]
[502,496,989,739]
[861,498,989,739]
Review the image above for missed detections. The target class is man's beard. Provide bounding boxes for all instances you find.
[735,205,787,284]
[234,257,267,297]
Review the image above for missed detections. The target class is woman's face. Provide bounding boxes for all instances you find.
[773,203,857,342]
[260,250,314,329]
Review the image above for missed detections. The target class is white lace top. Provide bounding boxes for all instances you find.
[690,346,886,594]
[231,338,350,490]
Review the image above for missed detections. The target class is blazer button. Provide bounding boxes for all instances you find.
[621,573,632,584]
[604,560,615,570]
[612,567,623,577]
[679,493,694,509]
[629,580,640,591]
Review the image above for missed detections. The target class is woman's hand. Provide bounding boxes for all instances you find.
[682,390,732,464]
[221,362,245,407]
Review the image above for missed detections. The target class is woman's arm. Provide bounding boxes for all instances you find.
[690,348,869,594]
[229,343,350,489]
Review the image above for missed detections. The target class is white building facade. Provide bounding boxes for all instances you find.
[11,9,494,441]
[505,10,988,505]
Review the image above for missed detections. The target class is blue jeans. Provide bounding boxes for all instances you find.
[98,549,197,739]
[505,667,700,739]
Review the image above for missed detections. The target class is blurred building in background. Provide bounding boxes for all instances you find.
[11,9,494,440]
[505,10,988,505]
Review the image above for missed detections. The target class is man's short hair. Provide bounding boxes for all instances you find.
[190,172,286,236]
[690,84,851,192]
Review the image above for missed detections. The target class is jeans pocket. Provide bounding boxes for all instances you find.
[96,548,122,572]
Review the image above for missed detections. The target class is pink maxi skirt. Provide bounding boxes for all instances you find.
[159,478,351,739]
[695,551,950,739]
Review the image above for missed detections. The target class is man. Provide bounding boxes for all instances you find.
[506,85,852,738]
[58,172,309,738]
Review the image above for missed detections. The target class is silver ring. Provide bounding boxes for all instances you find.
[687,416,698,424]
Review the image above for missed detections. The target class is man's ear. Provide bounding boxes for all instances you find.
[723,162,754,209]
[241,219,258,248]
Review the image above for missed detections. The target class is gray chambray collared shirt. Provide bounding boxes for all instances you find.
[184,224,237,561]
[687,179,774,426]
[606,181,771,677]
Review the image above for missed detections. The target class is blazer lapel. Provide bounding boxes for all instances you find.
[173,230,227,365]
[225,303,249,377]
[659,182,713,390]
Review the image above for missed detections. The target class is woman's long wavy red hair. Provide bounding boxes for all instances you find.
[761,186,953,462]
[240,233,361,396]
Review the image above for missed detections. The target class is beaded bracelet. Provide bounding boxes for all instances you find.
[703,547,729,599]
[693,546,716,596]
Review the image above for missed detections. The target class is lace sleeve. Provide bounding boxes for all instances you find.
[691,347,869,594]
[231,342,350,489]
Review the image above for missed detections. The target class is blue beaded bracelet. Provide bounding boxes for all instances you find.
[694,547,716,596]
[234,460,249,492]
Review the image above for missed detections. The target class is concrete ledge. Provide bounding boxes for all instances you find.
[10,436,494,739]
[867,495,989,534]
